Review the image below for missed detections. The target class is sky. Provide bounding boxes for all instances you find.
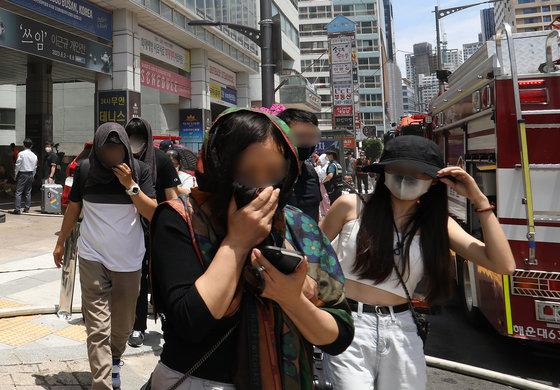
[393,0,496,75]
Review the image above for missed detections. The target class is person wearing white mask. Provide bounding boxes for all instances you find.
[43,140,58,184]
[319,135,515,389]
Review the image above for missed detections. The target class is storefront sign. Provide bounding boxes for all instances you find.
[6,0,112,40]
[140,61,190,98]
[330,37,352,64]
[0,8,112,74]
[98,91,141,127]
[209,82,237,106]
[209,60,236,90]
[344,137,355,148]
[316,140,337,154]
[334,105,353,116]
[139,26,190,72]
[333,85,352,106]
[334,115,353,130]
[179,109,205,144]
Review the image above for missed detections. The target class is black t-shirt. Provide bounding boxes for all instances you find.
[150,205,353,383]
[69,159,156,204]
[287,162,322,223]
[43,153,58,180]
[153,148,180,204]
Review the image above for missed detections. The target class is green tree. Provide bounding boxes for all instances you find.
[362,138,383,162]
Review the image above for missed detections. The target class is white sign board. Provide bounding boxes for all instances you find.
[139,26,190,72]
[209,60,237,90]
[333,84,352,105]
[330,37,352,64]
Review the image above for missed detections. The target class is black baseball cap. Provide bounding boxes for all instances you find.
[159,139,174,151]
[362,135,444,178]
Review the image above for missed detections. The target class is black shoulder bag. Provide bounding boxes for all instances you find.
[392,220,430,348]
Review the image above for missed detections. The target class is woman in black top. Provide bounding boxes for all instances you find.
[149,108,354,390]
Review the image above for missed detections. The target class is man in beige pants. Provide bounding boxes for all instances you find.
[54,124,157,389]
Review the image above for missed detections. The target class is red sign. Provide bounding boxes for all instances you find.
[344,137,355,148]
[140,60,191,98]
[334,105,353,116]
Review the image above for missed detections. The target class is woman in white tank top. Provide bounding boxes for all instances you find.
[320,136,515,390]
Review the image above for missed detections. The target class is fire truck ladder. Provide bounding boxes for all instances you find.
[495,23,537,265]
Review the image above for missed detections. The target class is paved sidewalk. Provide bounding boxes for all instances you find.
[0,209,164,389]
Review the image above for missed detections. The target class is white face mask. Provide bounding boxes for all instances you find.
[175,166,180,172]
[45,147,52,153]
[384,172,432,201]
[130,139,146,154]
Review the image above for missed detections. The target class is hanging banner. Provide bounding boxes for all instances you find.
[6,0,112,41]
[140,60,191,98]
[139,26,190,72]
[330,37,352,64]
[0,7,112,74]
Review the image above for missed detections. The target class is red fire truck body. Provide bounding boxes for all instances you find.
[427,26,560,343]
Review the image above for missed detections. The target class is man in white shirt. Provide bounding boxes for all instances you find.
[13,138,37,214]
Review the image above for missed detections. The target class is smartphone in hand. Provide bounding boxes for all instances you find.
[259,245,304,274]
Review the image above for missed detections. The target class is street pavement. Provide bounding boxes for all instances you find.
[0,198,546,389]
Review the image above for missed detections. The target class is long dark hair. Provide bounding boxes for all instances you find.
[354,173,453,303]
[197,111,295,226]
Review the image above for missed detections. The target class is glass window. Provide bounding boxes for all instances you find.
[185,0,195,10]
[0,108,15,130]
[542,6,550,11]
[196,0,204,16]
[543,15,551,22]
[523,7,538,13]
[524,17,539,24]
[146,0,159,12]
[161,2,173,20]
[518,0,535,3]
[173,10,186,28]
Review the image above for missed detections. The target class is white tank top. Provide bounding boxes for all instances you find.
[332,216,424,299]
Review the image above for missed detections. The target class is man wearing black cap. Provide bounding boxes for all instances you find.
[322,151,344,204]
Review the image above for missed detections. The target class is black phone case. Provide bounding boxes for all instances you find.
[259,246,303,274]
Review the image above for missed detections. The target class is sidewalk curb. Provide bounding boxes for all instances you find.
[0,305,81,319]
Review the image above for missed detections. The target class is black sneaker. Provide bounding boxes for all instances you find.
[10,210,21,215]
[128,330,144,347]
[23,209,29,213]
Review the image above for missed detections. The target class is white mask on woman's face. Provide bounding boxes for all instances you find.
[384,172,432,201]
[130,138,146,154]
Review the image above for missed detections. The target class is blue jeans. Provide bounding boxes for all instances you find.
[14,172,33,211]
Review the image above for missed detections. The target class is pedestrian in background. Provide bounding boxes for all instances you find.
[12,138,37,215]
[354,152,370,194]
[10,143,19,174]
[320,135,515,390]
[277,108,322,222]
[43,140,58,184]
[125,117,181,348]
[166,149,196,192]
[322,151,344,205]
[53,123,157,390]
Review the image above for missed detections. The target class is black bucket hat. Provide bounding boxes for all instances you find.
[362,135,444,178]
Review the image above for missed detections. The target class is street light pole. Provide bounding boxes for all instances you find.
[434,0,503,92]
[188,0,276,107]
[260,0,275,108]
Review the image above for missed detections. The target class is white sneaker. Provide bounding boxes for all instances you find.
[112,358,123,389]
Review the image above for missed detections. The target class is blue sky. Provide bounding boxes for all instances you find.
[393,0,496,74]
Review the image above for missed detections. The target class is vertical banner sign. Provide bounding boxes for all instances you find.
[327,15,358,148]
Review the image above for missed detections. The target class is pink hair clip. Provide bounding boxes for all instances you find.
[251,104,287,116]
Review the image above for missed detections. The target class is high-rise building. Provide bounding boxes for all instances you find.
[402,78,418,116]
[443,48,463,72]
[387,62,403,122]
[463,42,484,62]
[383,0,396,61]
[495,0,560,32]
[480,8,496,41]
[418,74,440,112]
[299,0,387,133]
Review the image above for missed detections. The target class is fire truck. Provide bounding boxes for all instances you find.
[425,25,560,344]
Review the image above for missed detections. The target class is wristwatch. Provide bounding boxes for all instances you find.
[126,184,140,196]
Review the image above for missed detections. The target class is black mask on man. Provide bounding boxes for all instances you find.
[297,145,316,162]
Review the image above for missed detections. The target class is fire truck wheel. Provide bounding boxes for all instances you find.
[457,255,483,327]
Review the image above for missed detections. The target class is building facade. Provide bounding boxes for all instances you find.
[495,0,560,32]
[0,0,267,159]
[463,42,484,62]
[401,78,418,116]
[299,0,388,135]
